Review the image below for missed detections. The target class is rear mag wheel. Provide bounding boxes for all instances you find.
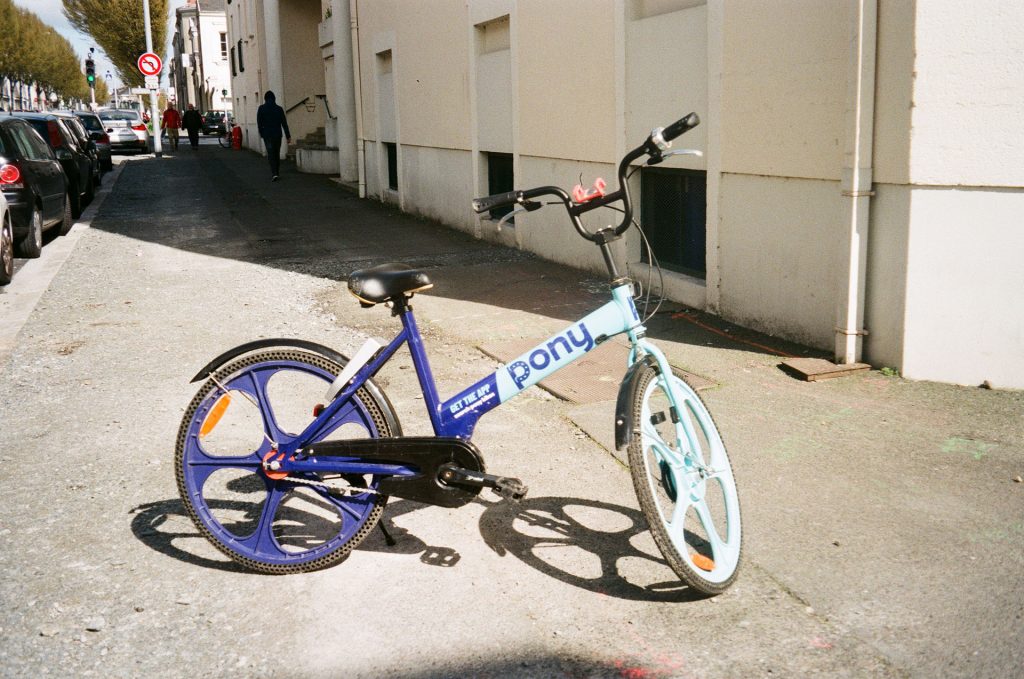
[175,349,395,574]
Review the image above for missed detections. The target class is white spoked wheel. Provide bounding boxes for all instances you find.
[627,366,742,596]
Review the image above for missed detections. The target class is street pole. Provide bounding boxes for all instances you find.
[143,0,163,157]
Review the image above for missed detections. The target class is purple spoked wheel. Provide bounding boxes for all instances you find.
[175,349,395,574]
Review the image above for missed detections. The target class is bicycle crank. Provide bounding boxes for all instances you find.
[438,464,529,503]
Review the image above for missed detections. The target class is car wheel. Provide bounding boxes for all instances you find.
[85,175,96,203]
[0,213,14,285]
[15,204,43,259]
[103,159,113,172]
[70,189,82,219]
[58,192,74,236]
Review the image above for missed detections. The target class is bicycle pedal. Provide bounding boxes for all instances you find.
[491,477,528,503]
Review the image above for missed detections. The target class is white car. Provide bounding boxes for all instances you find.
[1,191,13,285]
[97,109,151,154]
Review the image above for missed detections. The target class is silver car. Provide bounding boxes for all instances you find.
[97,109,151,154]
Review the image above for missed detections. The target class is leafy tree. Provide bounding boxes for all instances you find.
[63,0,168,87]
[94,76,110,105]
[0,0,93,109]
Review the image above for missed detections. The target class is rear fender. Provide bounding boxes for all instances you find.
[190,338,402,436]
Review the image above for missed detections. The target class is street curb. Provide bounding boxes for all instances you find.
[0,161,127,367]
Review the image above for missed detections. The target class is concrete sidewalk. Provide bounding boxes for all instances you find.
[0,145,1020,678]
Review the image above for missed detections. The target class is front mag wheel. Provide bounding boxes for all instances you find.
[627,366,742,596]
[175,349,395,574]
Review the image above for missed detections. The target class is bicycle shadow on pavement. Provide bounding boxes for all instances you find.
[477,495,704,603]
[129,495,460,573]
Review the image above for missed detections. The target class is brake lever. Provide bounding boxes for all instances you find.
[646,149,703,166]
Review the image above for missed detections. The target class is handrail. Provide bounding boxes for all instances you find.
[284,96,311,114]
[315,94,335,120]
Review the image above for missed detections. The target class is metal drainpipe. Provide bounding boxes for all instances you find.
[836,0,878,364]
[349,0,366,198]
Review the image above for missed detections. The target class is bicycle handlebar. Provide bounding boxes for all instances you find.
[661,112,700,143]
[471,112,700,243]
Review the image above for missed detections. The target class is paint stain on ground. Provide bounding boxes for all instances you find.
[941,437,997,460]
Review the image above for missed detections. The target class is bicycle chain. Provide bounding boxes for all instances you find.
[280,474,381,496]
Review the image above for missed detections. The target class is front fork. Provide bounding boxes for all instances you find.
[628,339,706,478]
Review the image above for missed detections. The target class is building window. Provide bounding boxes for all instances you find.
[237,39,244,72]
[384,142,398,191]
[486,153,514,220]
[220,33,228,59]
[640,168,707,278]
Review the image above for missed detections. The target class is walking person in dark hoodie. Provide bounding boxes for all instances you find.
[257,91,291,181]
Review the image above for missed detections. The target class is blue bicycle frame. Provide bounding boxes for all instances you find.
[276,282,677,467]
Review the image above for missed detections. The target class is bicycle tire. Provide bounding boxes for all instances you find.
[627,365,742,596]
[218,131,231,148]
[175,349,394,574]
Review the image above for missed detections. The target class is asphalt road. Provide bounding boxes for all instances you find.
[0,146,1020,678]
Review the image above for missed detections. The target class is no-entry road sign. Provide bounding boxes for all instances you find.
[137,52,162,77]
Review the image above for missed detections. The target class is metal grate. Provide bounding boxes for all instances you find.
[640,168,707,278]
[486,153,514,220]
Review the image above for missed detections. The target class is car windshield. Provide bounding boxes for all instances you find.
[204,113,223,120]
[99,111,140,121]
[76,115,103,132]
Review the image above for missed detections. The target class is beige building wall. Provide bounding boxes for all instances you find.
[279,0,325,145]
[225,0,266,150]
[224,0,1024,387]
[889,0,1024,387]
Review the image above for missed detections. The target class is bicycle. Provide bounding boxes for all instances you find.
[217,128,231,148]
[174,113,743,596]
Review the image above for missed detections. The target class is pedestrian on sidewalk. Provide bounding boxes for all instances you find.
[256,91,291,181]
[182,104,203,150]
[161,102,181,151]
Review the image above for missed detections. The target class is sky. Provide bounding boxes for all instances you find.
[12,0,189,88]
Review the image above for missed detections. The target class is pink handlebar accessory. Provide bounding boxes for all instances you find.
[572,177,607,203]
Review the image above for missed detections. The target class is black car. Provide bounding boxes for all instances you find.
[11,112,97,218]
[0,115,71,258]
[69,110,113,172]
[202,112,227,135]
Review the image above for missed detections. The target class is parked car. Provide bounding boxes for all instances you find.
[0,114,71,259]
[68,110,113,172]
[52,110,103,189]
[9,112,97,219]
[97,109,150,154]
[0,191,12,285]
[202,111,227,135]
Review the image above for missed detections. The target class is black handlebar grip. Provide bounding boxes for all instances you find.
[472,190,519,214]
[662,112,700,143]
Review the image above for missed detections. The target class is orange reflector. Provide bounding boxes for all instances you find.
[199,393,231,438]
[692,553,715,571]
[313,403,325,417]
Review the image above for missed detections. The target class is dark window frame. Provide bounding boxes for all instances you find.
[383,142,398,191]
[640,167,708,279]
[485,152,514,220]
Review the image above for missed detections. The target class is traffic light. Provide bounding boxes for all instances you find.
[85,57,95,86]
